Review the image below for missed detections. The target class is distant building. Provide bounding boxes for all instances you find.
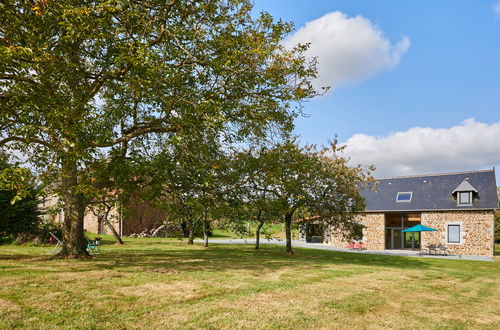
[41,194,167,236]
[307,169,498,257]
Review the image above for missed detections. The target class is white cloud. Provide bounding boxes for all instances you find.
[284,11,410,89]
[342,119,500,179]
[494,1,500,16]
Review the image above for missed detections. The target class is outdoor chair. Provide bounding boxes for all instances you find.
[345,242,355,249]
[353,242,363,250]
[46,232,62,255]
[86,238,102,255]
[438,245,449,256]
[420,246,430,255]
[427,245,438,255]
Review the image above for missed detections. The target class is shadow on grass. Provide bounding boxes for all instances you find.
[11,242,428,272]
[0,240,431,277]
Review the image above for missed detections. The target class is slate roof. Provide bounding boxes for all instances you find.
[361,169,498,212]
[452,180,478,193]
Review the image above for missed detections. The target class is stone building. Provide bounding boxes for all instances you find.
[321,169,497,257]
[41,195,168,236]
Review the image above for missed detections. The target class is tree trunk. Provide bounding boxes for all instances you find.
[203,219,209,247]
[104,219,124,244]
[58,158,89,258]
[285,212,293,254]
[186,219,194,244]
[255,220,264,250]
[102,203,124,244]
[188,229,194,245]
[97,214,103,235]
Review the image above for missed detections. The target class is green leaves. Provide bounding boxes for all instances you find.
[0,167,34,205]
[0,0,320,252]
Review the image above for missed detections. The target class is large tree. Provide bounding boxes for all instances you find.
[0,0,318,257]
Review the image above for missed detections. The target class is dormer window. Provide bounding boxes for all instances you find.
[452,179,477,206]
[396,192,412,202]
[458,191,471,205]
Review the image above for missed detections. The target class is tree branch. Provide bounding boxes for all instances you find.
[0,74,38,83]
[0,136,52,148]
[93,125,177,148]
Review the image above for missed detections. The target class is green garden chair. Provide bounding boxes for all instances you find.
[86,238,102,255]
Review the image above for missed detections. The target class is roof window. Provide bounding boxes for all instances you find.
[396,192,412,202]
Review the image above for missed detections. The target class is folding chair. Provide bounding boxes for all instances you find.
[87,238,101,255]
[47,232,62,254]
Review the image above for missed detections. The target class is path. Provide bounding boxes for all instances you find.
[195,238,493,262]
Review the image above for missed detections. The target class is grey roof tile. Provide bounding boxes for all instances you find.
[361,169,498,212]
[452,180,478,193]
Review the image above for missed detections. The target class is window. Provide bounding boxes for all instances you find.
[396,192,412,202]
[448,225,460,243]
[458,191,471,205]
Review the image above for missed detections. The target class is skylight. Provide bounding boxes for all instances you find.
[396,192,412,202]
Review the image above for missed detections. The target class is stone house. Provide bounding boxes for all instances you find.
[41,194,168,236]
[321,169,498,257]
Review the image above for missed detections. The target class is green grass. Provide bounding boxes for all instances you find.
[1,238,499,329]
[212,223,299,239]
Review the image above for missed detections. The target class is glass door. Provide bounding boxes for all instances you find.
[403,232,421,249]
[386,228,421,250]
[393,230,402,249]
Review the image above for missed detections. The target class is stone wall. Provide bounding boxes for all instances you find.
[40,194,64,224]
[41,194,122,236]
[421,211,494,257]
[325,213,385,251]
[83,207,121,236]
[360,213,385,250]
[325,210,495,256]
[121,198,168,235]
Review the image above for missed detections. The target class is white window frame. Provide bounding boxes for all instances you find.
[396,191,412,203]
[457,191,472,206]
[447,224,461,243]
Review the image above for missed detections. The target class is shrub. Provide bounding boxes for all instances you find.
[14,222,63,245]
[0,189,41,241]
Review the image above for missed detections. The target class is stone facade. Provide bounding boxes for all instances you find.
[359,213,386,251]
[325,210,495,257]
[41,194,168,236]
[83,207,121,236]
[325,213,385,250]
[421,211,494,257]
[120,198,167,236]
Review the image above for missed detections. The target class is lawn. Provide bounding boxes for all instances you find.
[212,223,299,240]
[0,238,499,329]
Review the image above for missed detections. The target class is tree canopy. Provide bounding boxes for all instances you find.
[0,0,319,257]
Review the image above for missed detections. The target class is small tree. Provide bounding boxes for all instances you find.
[227,149,282,249]
[151,131,238,247]
[257,140,372,254]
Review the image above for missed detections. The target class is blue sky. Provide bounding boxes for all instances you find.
[253,0,500,184]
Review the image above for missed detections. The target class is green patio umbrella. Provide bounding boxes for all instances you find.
[401,224,437,232]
